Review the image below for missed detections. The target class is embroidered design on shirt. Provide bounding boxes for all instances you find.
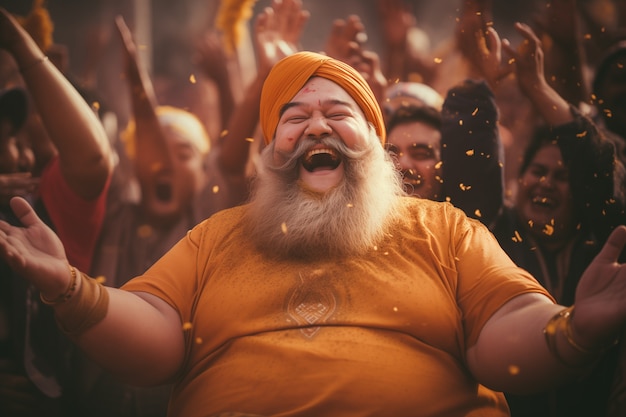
[285,270,337,338]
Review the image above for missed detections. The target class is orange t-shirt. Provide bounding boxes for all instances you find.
[123,197,551,416]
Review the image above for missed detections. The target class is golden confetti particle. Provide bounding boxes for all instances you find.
[383,251,389,256]
[459,183,472,191]
[434,57,443,64]
[189,74,197,84]
[220,129,229,138]
[435,161,443,169]
[137,224,153,238]
[576,130,588,138]
[466,149,474,156]
[471,107,478,116]
[182,322,193,331]
[92,101,101,111]
[458,119,464,126]
[393,306,398,312]
[543,223,554,236]
[195,337,203,344]
[513,230,523,242]
[346,203,354,208]
[507,58,515,65]
[508,365,520,375]
[373,245,379,251]
[474,209,482,218]
[245,137,255,142]
[454,256,460,261]
[212,185,220,194]
[281,222,288,234]
[584,33,591,40]
[95,275,107,284]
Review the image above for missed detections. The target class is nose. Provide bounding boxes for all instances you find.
[538,174,555,188]
[397,151,417,173]
[304,113,332,139]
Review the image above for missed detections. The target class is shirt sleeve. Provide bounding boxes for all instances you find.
[449,209,554,347]
[38,156,110,272]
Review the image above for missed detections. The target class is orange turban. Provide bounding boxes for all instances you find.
[260,51,386,145]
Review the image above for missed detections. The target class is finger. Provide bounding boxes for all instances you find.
[501,38,517,61]
[485,27,501,55]
[595,225,626,263]
[254,9,269,36]
[9,196,41,228]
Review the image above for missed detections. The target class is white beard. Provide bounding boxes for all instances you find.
[245,126,406,259]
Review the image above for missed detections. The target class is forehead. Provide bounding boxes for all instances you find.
[531,144,564,166]
[159,114,209,154]
[388,121,441,146]
[289,77,358,107]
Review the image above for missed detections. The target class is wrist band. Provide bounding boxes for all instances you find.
[40,264,78,305]
[19,55,49,74]
[53,269,110,337]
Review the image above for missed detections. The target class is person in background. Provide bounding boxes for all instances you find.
[461,18,625,416]
[0,5,113,417]
[385,104,443,201]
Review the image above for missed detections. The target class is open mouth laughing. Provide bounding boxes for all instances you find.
[301,148,342,172]
[531,195,557,210]
[155,181,173,202]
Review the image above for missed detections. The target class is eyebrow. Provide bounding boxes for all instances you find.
[279,99,354,118]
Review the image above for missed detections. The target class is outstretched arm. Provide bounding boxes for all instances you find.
[0,8,112,200]
[468,225,626,393]
[0,197,185,386]
[323,14,387,105]
[193,30,236,133]
[217,0,308,176]
[502,22,572,126]
[115,15,173,177]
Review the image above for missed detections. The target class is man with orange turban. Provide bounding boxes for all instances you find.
[3,50,626,417]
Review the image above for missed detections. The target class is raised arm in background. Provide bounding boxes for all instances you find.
[0,7,112,200]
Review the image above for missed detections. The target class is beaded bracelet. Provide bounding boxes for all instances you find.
[40,264,78,305]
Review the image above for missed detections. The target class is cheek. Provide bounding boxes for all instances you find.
[518,174,534,189]
[274,134,298,154]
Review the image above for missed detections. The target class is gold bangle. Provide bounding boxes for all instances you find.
[543,306,619,367]
[563,306,619,354]
[40,264,78,305]
[19,55,49,74]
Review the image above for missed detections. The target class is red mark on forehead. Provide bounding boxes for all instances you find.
[301,86,316,93]
[287,137,295,142]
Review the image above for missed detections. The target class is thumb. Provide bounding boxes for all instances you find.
[9,196,41,228]
[595,225,626,263]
